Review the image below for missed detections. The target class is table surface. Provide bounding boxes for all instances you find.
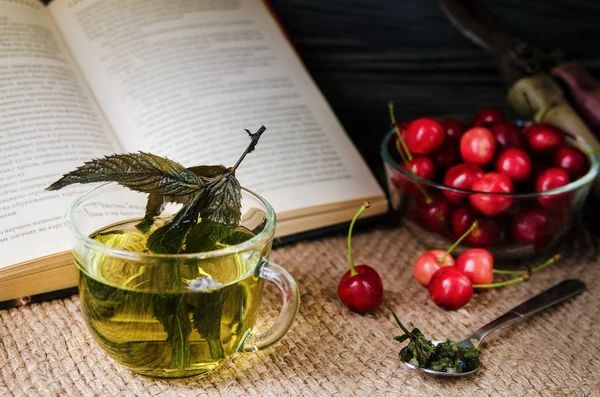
[1,224,599,397]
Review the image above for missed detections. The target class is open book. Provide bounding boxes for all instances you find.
[0,0,387,303]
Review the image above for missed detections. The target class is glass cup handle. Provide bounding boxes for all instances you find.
[242,258,300,352]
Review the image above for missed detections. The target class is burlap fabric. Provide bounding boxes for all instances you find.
[1,224,599,396]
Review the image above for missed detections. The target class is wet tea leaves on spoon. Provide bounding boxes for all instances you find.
[392,312,480,373]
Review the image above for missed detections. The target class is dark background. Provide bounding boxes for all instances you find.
[269,0,600,172]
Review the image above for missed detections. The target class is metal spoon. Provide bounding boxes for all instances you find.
[400,279,586,377]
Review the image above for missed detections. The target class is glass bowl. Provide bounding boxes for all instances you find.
[380,127,599,260]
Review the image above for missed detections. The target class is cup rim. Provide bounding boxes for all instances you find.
[66,182,276,261]
[380,127,600,198]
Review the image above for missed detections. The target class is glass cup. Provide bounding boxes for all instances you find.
[66,183,299,378]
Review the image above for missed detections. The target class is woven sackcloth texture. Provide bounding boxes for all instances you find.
[1,224,599,397]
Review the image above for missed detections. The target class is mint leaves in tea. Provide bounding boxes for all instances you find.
[78,217,263,378]
[49,126,272,377]
[48,126,266,256]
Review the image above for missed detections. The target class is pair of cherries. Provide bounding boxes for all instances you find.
[413,221,560,310]
[413,222,492,310]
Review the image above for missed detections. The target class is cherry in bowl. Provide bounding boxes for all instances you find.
[381,116,598,261]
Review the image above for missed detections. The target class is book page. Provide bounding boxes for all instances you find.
[0,0,121,269]
[48,0,385,217]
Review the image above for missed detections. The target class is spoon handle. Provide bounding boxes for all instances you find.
[469,279,586,344]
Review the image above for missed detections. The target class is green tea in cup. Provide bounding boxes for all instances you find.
[67,184,299,378]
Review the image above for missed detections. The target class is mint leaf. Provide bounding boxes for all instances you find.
[146,192,203,254]
[136,193,167,232]
[48,126,266,254]
[46,152,204,196]
[184,219,235,253]
[153,294,192,370]
[202,173,242,225]
[188,165,228,179]
[191,286,233,360]
[136,193,194,233]
[220,230,254,245]
[137,166,230,232]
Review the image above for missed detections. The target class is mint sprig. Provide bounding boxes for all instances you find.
[47,126,266,254]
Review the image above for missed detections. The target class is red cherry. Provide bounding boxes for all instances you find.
[431,139,461,170]
[338,203,383,313]
[451,206,476,235]
[470,172,514,216]
[535,168,571,211]
[469,107,508,128]
[399,120,412,132]
[338,265,384,313]
[530,156,554,183]
[441,118,466,140]
[428,267,473,310]
[503,199,523,217]
[495,147,532,183]
[413,249,455,286]
[392,156,436,195]
[491,123,523,148]
[524,123,565,153]
[452,206,501,247]
[469,219,503,247]
[511,208,555,247]
[404,118,445,155]
[460,127,497,165]
[455,248,494,285]
[442,163,485,204]
[414,194,453,234]
[553,147,589,181]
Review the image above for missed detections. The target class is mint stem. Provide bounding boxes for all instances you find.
[392,312,411,336]
[387,101,432,203]
[230,126,266,174]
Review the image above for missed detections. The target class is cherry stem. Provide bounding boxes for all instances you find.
[440,221,478,264]
[395,139,409,165]
[414,180,433,204]
[588,146,600,156]
[492,268,528,275]
[473,254,561,288]
[434,209,451,235]
[388,101,413,161]
[348,201,371,276]
[387,101,433,204]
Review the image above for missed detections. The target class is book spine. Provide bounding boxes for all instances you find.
[0,288,78,311]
